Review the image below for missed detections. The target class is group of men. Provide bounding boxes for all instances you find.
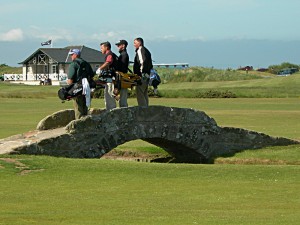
[67,37,153,119]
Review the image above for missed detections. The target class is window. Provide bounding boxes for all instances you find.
[52,65,57,74]
[44,65,48,74]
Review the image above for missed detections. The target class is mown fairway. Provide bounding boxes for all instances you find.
[0,80,300,224]
[0,156,299,225]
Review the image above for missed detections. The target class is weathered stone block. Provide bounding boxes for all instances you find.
[36,109,75,130]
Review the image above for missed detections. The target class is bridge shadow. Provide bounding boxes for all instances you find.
[143,138,211,163]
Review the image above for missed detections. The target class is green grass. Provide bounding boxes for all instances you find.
[2,69,300,99]
[0,82,56,98]
[0,97,72,138]
[0,81,300,224]
[0,155,299,225]
[157,66,275,83]
[216,145,300,165]
[158,73,300,98]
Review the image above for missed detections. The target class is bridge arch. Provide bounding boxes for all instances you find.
[62,106,219,163]
[9,106,298,163]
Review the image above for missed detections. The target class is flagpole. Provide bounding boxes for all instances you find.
[65,49,72,63]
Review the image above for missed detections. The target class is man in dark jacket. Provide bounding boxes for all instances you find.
[115,39,129,107]
[67,49,88,119]
[133,37,153,107]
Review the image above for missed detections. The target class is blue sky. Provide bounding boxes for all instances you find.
[1,0,300,68]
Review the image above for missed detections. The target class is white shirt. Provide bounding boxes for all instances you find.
[137,46,144,73]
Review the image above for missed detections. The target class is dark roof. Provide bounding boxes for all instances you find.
[41,48,70,62]
[19,45,105,64]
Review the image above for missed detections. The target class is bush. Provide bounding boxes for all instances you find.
[268,62,300,74]
[200,90,236,98]
[91,88,104,98]
[158,89,236,98]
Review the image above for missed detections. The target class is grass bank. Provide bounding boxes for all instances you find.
[1,68,300,98]
[157,67,274,83]
[0,155,299,225]
[158,73,300,98]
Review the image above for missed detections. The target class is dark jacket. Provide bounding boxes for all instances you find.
[68,58,85,83]
[117,49,129,73]
[133,46,153,76]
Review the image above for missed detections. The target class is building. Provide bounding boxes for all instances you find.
[16,45,105,82]
[153,63,189,69]
[237,66,253,71]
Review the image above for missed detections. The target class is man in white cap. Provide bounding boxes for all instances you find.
[67,49,88,119]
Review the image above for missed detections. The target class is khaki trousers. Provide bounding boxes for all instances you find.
[73,95,88,119]
[104,82,116,110]
[119,88,128,107]
[136,78,149,107]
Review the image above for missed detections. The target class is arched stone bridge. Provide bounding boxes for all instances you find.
[0,106,298,163]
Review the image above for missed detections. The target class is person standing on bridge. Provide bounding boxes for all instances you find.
[97,41,118,110]
[115,39,129,107]
[67,49,89,119]
[133,37,153,107]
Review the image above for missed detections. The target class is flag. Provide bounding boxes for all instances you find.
[41,40,52,46]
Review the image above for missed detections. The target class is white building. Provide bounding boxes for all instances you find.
[17,45,105,82]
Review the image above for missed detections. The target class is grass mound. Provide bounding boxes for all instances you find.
[157,71,300,98]
[0,64,22,74]
[1,66,299,98]
[157,67,273,83]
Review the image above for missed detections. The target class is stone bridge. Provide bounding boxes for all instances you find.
[0,106,298,163]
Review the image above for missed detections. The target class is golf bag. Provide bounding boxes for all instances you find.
[114,72,142,90]
[95,69,114,87]
[95,70,141,95]
[58,82,83,101]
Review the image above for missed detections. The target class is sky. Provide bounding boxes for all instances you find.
[1,0,300,68]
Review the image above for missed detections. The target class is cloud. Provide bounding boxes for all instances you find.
[152,35,207,42]
[162,35,176,40]
[90,31,132,43]
[26,26,128,43]
[0,29,23,41]
[27,26,74,42]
